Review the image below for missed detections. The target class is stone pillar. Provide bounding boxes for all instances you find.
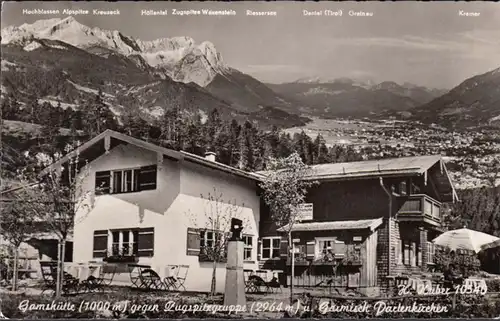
[224,241,246,307]
[419,227,428,268]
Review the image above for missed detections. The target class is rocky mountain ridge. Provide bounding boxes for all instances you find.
[1,17,307,129]
[403,67,500,129]
[1,16,228,87]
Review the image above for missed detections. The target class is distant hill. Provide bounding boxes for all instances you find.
[268,78,447,118]
[404,67,500,129]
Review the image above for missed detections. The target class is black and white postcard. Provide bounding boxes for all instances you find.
[1,1,499,319]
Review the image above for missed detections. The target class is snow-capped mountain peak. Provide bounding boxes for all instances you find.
[292,76,375,89]
[1,17,228,87]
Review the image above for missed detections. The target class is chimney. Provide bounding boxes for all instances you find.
[205,151,216,162]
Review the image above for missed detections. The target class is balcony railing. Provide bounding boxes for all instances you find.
[104,245,137,263]
[397,194,441,223]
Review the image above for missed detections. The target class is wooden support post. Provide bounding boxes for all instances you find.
[104,136,111,154]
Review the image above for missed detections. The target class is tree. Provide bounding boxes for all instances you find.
[445,186,500,237]
[188,188,247,298]
[259,152,316,304]
[313,134,330,164]
[0,187,43,291]
[20,144,93,297]
[486,156,500,188]
[237,125,249,170]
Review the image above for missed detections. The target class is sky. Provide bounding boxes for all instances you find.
[2,1,500,89]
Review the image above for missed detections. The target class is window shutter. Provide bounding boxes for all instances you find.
[257,239,262,261]
[93,230,108,258]
[186,228,201,256]
[138,165,157,191]
[137,227,154,257]
[306,241,315,259]
[95,171,111,195]
[280,238,288,259]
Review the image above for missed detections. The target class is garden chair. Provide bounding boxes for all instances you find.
[40,261,57,295]
[266,275,283,293]
[255,269,283,293]
[247,270,273,293]
[128,264,151,289]
[82,264,117,293]
[40,261,80,296]
[244,269,257,293]
[140,268,167,291]
[165,265,189,291]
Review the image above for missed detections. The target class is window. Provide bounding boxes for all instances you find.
[403,240,411,265]
[200,230,218,248]
[427,242,435,264]
[95,165,157,195]
[315,237,346,259]
[93,227,154,258]
[95,171,111,194]
[243,235,253,261]
[197,229,227,262]
[111,230,139,256]
[112,170,132,193]
[401,239,419,266]
[261,237,281,260]
[396,239,403,264]
[399,181,407,196]
[113,169,139,193]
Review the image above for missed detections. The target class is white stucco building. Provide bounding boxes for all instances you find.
[44,130,262,292]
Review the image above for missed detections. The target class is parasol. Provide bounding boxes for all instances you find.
[432,227,499,253]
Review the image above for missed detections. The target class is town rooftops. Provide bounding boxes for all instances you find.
[40,130,262,182]
[277,217,384,233]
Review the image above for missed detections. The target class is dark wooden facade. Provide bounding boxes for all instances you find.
[258,160,455,291]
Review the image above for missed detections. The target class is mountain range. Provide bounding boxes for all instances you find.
[403,67,500,129]
[268,78,449,118]
[1,16,499,130]
[1,16,306,129]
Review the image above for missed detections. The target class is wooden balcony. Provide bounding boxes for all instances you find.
[396,194,441,226]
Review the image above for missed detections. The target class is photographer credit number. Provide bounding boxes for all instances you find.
[398,283,487,296]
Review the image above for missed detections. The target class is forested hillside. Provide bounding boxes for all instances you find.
[2,89,499,237]
[445,186,500,237]
[1,89,362,184]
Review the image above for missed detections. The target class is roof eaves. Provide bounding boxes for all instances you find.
[180,151,263,182]
[439,159,459,203]
[303,167,424,181]
[277,217,384,233]
[39,130,111,177]
[369,217,384,231]
[39,130,184,177]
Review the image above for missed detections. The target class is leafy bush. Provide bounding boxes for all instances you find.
[486,278,500,292]
[434,246,481,277]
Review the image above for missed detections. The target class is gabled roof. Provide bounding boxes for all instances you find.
[257,155,458,203]
[41,130,262,182]
[277,217,384,233]
[305,155,442,180]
